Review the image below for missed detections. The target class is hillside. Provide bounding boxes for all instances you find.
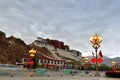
[0,31,54,64]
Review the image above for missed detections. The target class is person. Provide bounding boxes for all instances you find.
[71,70,74,76]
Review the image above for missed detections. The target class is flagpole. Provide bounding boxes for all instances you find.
[92,51,94,58]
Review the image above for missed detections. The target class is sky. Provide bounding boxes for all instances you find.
[0,0,120,58]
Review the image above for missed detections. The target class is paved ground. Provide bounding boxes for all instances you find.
[0,70,120,80]
[0,75,120,80]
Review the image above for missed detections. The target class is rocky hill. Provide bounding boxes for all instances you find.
[0,31,54,64]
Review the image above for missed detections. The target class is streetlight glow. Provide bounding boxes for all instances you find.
[29,48,36,57]
[112,61,116,67]
[84,57,88,63]
[28,48,36,77]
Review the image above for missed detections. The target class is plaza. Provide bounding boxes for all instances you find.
[1,76,119,80]
[0,70,119,80]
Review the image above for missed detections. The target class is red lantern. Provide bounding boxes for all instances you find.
[97,58,103,63]
[91,58,96,63]
[29,61,34,65]
[112,67,116,71]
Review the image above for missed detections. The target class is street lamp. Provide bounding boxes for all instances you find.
[112,61,116,71]
[29,48,36,77]
[83,57,88,65]
[83,57,89,74]
[29,48,36,58]
[29,48,36,67]
[90,34,102,76]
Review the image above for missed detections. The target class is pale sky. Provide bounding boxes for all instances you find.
[0,0,120,58]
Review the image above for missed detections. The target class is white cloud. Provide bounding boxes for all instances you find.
[0,0,120,58]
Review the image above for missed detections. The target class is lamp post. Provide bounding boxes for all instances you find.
[29,48,36,77]
[83,57,88,69]
[83,57,88,74]
[90,34,102,76]
[112,61,116,71]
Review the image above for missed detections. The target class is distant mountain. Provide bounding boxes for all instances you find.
[103,57,120,66]
[87,56,120,67]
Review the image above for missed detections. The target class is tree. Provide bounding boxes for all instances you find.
[32,56,39,68]
[88,64,95,70]
[99,64,111,71]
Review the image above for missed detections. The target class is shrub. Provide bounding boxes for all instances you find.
[105,71,120,78]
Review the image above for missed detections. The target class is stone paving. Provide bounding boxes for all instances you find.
[0,70,120,80]
[0,75,120,80]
